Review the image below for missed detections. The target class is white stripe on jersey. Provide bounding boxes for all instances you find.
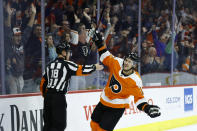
[57,63,62,69]
[65,60,78,71]
[135,98,147,107]
[114,57,123,65]
[100,51,111,62]
[101,90,131,105]
[68,64,78,71]
[83,68,94,73]
[51,63,55,69]
[47,67,49,83]
[60,81,66,91]
[130,72,143,87]
[84,65,93,68]
[51,79,58,89]
[65,60,78,67]
[56,67,67,90]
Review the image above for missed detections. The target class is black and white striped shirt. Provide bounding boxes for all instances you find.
[41,57,96,93]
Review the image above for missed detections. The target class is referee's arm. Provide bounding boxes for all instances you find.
[66,61,96,76]
[76,64,96,76]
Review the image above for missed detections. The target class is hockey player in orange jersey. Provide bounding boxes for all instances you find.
[90,32,161,131]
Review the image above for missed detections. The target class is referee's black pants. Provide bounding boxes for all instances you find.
[43,92,67,131]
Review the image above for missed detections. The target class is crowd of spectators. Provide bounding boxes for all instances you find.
[139,0,197,74]
[1,0,197,94]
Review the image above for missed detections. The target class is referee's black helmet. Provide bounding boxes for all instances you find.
[56,42,71,54]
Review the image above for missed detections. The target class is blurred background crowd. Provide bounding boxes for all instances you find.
[0,0,197,95]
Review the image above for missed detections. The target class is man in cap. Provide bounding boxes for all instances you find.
[4,3,36,94]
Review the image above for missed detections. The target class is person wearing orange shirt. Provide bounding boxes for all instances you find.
[90,32,161,131]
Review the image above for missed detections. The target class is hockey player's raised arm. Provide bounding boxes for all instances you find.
[93,32,115,67]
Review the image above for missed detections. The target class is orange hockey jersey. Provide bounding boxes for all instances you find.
[99,47,147,108]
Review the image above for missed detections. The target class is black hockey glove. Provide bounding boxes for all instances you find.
[144,104,161,118]
[137,102,161,118]
[92,31,104,49]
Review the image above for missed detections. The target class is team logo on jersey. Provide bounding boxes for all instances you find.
[109,75,122,93]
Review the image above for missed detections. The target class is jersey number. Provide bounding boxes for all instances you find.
[109,75,122,93]
[51,69,59,78]
[48,69,59,87]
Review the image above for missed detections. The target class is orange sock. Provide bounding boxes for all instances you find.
[90,120,107,131]
[90,120,99,131]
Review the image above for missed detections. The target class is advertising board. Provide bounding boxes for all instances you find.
[0,86,197,131]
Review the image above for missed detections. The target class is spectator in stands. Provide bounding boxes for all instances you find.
[81,6,92,29]
[113,30,130,58]
[190,51,197,74]
[61,20,71,34]
[2,0,197,93]
[50,19,78,45]
[23,24,42,93]
[69,23,97,91]
[70,23,96,65]
[152,25,167,57]
[46,34,57,62]
[177,24,195,71]
[4,3,36,94]
[60,31,71,44]
[50,24,62,46]
[142,47,163,73]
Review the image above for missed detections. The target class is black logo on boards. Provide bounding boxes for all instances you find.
[10,105,43,131]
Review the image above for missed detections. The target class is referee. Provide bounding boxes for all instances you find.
[40,43,103,131]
